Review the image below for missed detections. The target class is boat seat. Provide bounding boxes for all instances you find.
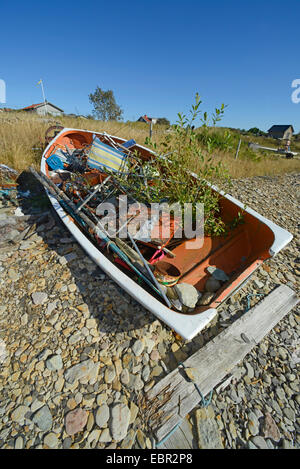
[77,137,130,215]
[119,139,136,150]
[47,153,65,171]
[87,137,128,174]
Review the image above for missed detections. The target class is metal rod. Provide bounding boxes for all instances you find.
[158,246,176,258]
[125,173,186,184]
[29,167,166,298]
[30,167,108,242]
[30,169,137,265]
[127,231,171,308]
[115,213,139,236]
[75,175,111,213]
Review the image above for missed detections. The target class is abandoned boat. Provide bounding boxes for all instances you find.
[37,127,293,340]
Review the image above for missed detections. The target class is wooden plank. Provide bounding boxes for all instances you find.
[147,284,299,442]
[157,416,197,449]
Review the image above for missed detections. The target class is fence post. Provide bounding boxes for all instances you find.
[235,138,242,160]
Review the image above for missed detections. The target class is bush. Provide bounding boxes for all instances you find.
[197,129,233,153]
[114,94,236,237]
[156,117,170,126]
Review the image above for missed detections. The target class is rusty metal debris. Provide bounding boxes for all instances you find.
[137,383,176,431]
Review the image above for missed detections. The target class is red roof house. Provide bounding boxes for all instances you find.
[137,114,157,124]
[21,101,64,116]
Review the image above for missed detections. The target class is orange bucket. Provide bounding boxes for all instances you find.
[154,261,181,286]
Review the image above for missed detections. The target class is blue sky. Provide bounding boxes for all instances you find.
[1,0,299,131]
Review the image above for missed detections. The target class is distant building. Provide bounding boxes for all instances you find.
[268,125,294,140]
[21,101,64,117]
[137,114,157,124]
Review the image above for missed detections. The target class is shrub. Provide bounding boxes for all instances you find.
[114,94,235,237]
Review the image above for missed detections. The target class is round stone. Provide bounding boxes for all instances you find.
[198,292,215,306]
[151,365,163,377]
[120,369,130,385]
[14,437,24,449]
[95,404,110,428]
[247,411,260,436]
[262,412,281,442]
[11,405,30,424]
[44,432,59,448]
[207,266,229,282]
[132,340,144,357]
[31,291,48,305]
[174,283,199,308]
[205,278,221,293]
[99,428,112,443]
[65,408,88,436]
[110,403,130,442]
[105,366,116,384]
[32,405,53,431]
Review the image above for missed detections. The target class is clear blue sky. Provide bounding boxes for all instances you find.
[1,0,299,131]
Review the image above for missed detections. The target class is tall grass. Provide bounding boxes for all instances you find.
[0,111,299,178]
[0,112,155,171]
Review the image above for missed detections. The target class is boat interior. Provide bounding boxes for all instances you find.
[43,129,275,314]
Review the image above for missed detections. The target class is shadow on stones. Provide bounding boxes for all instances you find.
[12,170,227,380]
[15,170,157,340]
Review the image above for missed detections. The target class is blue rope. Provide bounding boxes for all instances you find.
[155,361,213,448]
[59,199,87,227]
[196,387,213,408]
[155,423,181,448]
[179,362,213,407]
[245,293,264,312]
[0,188,15,197]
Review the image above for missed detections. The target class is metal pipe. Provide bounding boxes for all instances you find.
[75,175,111,213]
[127,232,171,308]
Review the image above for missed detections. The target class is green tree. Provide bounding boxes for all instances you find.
[89,86,123,121]
[156,117,170,126]
[248,127,262,136]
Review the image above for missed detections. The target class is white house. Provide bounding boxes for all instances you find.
[21,101,64,117]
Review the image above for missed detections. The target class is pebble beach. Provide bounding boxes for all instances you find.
[0,172,299,449]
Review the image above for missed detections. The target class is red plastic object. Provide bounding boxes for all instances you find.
[149,249,165,264]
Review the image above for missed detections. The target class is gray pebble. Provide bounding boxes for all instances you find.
[251,436,269,449]
[46,354,63,371]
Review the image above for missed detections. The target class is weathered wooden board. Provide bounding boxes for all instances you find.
[148,284,299,443]
[156,416,197,449]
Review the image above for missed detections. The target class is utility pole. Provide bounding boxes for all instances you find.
[38,79,47,115]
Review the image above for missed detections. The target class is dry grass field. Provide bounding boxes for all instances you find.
[1,111,300,179]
